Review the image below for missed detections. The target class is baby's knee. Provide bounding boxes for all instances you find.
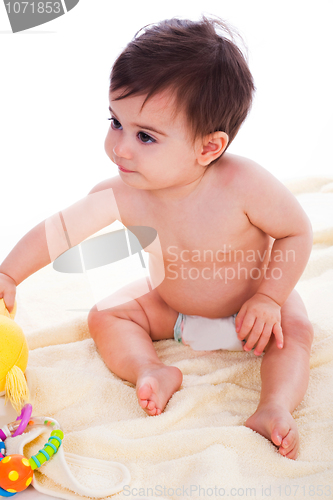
[283,315,314,351]
[87,305,102,338]
[88,300,145,339]
[87,305,117,338]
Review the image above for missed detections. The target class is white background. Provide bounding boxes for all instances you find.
[1,0,333,262]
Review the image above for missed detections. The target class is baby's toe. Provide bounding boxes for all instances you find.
[139,398,148,409]
[281,430,294,449]
[271,429,283,447]
[137,383,152,408]
[279,430,298,458]
[146,406,158,416]
[284,446,299,460]
[147,400,156,411]
[280,442,298,459]
[271,420,290,447]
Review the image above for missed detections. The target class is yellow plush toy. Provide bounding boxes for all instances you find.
[0,299,29,413]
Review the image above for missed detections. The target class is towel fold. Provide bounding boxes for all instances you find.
[4,425,130,499]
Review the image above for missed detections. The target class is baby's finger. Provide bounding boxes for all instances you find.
[253,323,274,355]
[243,319,265,351]
[235,307,247,333]
[237,312,256,340]
[3,293,16,314]
[273,322,284,349]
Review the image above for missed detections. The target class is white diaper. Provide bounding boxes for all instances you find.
[174,313,245,351]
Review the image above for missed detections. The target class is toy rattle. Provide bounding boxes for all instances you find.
[0,404,64,496]
[0,299,29,413]
[0,405,32,446]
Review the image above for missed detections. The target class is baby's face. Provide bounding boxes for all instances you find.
[105,90,207,197]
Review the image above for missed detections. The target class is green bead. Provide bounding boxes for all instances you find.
[51,429,64,440]
[27,430,64,472]
[29,457,38,470]
[44,444,56,456]
[36,452,47,465]
[49,438,60,449]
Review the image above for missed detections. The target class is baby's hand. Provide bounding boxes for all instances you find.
[0,272,17,313]
[235,292,283,355]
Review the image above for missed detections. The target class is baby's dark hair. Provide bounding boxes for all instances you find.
[110,15,255,155]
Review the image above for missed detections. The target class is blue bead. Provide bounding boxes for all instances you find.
[39,448,50,461]
[46,442,57,453]
[31,455,41,468]
[49,435,62,446]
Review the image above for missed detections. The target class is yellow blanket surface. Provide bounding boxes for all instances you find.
[13,176,333,499]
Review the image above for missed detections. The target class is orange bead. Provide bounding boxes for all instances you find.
[0,454,33,492]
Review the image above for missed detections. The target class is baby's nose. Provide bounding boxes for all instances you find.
[113,138,132,160]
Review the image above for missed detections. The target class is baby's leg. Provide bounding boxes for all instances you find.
[88,278,182,416]
[245,289,313,459]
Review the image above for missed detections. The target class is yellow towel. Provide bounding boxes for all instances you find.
[11,176,333,499]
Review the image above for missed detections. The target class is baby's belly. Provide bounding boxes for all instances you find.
[151,240,272,318]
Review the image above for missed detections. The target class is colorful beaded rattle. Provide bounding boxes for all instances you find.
[0,404,64,497]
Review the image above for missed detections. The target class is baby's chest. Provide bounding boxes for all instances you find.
[115,180,253,258]
[147,204,252,261]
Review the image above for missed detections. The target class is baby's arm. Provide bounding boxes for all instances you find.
[0,178,121,310]
[234,162,313,354]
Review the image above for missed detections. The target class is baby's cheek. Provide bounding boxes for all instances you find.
[104,134,113,159]
[104,134,108,150]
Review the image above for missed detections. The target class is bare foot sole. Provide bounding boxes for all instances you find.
[136,365,183,416]
[245,403,299,459]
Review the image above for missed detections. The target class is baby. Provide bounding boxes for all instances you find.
[0,16,314,460]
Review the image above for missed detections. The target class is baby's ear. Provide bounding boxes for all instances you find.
[197,132,229,166]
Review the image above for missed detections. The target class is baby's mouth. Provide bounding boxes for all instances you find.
[117,165,135,173]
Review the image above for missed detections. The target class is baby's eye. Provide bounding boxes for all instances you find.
[138,131,156,144]
[108,117,122,130]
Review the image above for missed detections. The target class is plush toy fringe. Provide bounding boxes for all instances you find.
[5,365,30,413]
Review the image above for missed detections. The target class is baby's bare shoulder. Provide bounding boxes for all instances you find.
[218,153,291,198]
[88,175,149,226]
[88,175,143,204]
[88,175,125,195]
[219,154,310,238]
[219,153,277,186]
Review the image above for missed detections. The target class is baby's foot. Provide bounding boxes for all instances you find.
[245,403,299,459]
[136,364,183,416]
